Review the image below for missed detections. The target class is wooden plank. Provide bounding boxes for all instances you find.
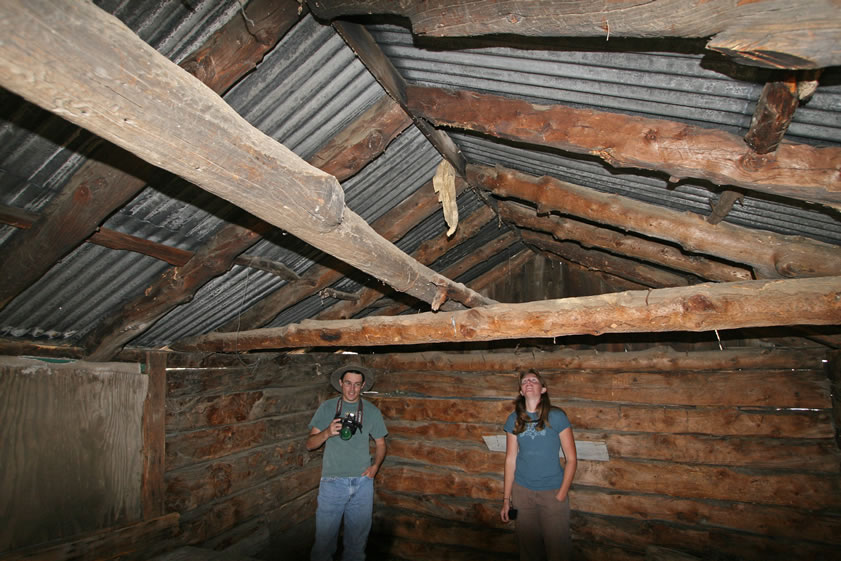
[374,397,835,438]
[373,368,831,408]
[177,465,321,545]
[573,487,841,546]
[501,201,752,282]
[0,513,180,561]
[575,458,841,509]
[471,163,841,279]
[573,510,840,560]
[410,86,841,210]
[0,0,491,321]
[165,413,313,471]
[142,352,167,519]
[171,276,841,351]
[309,0,841,70]
[165,438,318,513]
[360,346,828,372]
[165,354,345,397]
[0,358,146,551]
[372,510,516,554]
[165,385,331,432]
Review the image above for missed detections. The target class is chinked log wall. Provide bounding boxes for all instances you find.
[359,348,841,561]
[162,353,349,558]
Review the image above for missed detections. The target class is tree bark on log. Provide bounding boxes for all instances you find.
[309,0,841,69]
[521,230,694,288]
[0,0,492,329]
[471,164,841,279]
[407,86,841,211]
[172,276,841,351]
[500,202,752,282]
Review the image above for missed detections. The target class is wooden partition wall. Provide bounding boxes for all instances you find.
[361,347,841,561]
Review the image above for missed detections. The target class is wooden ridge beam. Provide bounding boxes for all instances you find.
[0,0,492,355]
[499,201,753,282]
[470,164,841,279]
[407,86,841,211]
[171,276,841,351]
[309,0,841,69]
[0,0,306,313]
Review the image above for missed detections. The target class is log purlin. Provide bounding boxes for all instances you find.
[363,346,841,559]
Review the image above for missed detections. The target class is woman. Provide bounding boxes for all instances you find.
[501,369,577,561]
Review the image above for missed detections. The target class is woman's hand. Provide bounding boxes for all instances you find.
[555,489,568,502]
[500,500,511,523]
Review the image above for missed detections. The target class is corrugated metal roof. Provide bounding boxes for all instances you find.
[0,8,838,351]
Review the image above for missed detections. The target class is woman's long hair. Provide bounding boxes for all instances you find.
[513,369,552,434]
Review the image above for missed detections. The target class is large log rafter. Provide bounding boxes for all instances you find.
[406,86,841,212]
[308,0,841,69]
[0,0,306,313]
[172,276,841,351]
[0,1,493,347]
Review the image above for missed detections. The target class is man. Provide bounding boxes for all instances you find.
[307,365,388,561]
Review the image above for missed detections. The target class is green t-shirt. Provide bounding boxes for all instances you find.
[309,396,388,478]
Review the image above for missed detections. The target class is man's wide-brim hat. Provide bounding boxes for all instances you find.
[330,364,375,393]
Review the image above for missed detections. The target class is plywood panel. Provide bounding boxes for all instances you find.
[0,357,145,552]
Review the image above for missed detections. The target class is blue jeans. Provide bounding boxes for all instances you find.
[311,476,374,561]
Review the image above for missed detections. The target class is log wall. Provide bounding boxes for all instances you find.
[162,352,348,558]
[359,347,841,561]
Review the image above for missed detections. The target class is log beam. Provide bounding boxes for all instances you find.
[316,205,497,320]
[500,201,752,282]
[309,0,841,69]
[0,0,306,313]
[0,0,491,328]
[470,164,841,279]
[521,230,692,288]
[407,86,841,211]
[171,276,841,351]
[214,175,470,332]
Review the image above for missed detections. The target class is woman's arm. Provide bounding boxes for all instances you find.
[556,427,577,502]
[501,432,518,522]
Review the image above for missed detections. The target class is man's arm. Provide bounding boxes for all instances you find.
[306,419,341,451]
[362,437,387,478]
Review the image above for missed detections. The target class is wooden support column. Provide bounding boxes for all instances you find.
[142,352,167,519]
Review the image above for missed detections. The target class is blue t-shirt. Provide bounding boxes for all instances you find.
[503,408,571,491]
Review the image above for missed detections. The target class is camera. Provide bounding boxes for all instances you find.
[335,413,362,440]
